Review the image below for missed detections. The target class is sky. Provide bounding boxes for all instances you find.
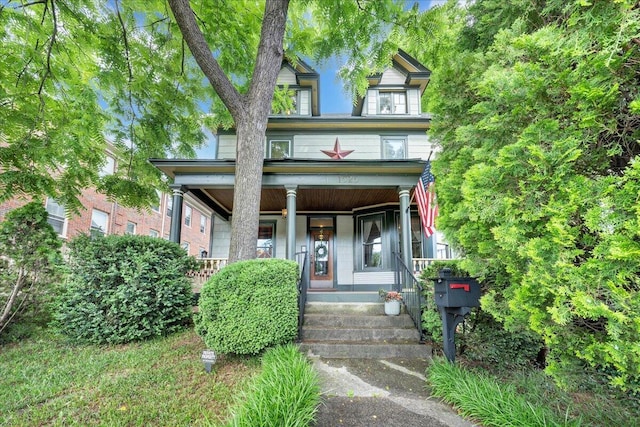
[313,0,439,114]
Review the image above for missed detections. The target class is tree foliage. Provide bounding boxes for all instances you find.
[405,0,640,392]
[0,202,62,337]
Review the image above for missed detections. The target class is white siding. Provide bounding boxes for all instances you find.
[293,134,380,160]
[364,89,377,116]
[217,135,237,159]
[353,271,395,285]
[277,67,297,85]
[211,217,231,258]
[335,215,354,285]
[408,88,420,116]
[379,67,406,85]
[407,134,434,160]
[299,89,310,116]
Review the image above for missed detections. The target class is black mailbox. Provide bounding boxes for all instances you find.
[434,277,480,308]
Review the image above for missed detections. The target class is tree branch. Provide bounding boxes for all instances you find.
[168,0,245,118]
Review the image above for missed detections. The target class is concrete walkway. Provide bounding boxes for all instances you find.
[309,355,476,427]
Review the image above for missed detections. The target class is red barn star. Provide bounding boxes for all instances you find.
[321,137,354,159]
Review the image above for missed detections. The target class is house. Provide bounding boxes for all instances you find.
[0,145,213,258]
[151,50,450,292]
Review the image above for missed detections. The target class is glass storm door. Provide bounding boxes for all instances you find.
[310,229,333,288]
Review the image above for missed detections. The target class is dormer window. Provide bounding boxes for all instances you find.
[271,89,299,116]
[379,91,407,114]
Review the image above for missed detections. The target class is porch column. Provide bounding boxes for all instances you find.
[398,187,413,272]
[285,185,297,260]
[169,186,185,243]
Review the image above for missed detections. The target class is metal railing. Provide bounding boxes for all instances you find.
[394,253,425,342]
[295,250,310,339]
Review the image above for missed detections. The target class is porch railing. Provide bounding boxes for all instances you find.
[393,253,425,342]
[187,258,228,293]
[296,250,310,339]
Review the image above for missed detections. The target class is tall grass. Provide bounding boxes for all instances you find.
[226,344,320,427]
[427,358,581,427]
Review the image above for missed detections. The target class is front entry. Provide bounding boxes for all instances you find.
[310,228,333,288]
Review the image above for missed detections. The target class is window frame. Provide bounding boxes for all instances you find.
[257,221,276,258]
[378,90,407,115]
[125,221,136,235]
[356,212,386,271]
[381,136,408,159]
[90,209,109,237]
[149,229,159,238]
[45,198,67,237]
[184,205,192,227]
[200,214,207,234]
[266,136,292,159]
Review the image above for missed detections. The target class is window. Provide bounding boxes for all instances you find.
[257,223,275,258]
[99,155,115,177]
[267,138,292,159]
[379,91,407,114]
[151,190,161,212]
[382,137,407,159]
[166,197,173,217]
[200,215,206,233]
[45,198,66,236]
[184,205,192,227]
[90,209,109,237]
[181,242,190,252]
[149,229,159,238]
[360,214,384,269]
[126,221,136,235]
[271,89,298,115]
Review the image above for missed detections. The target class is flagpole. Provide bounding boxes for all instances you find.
[406,150,433,213]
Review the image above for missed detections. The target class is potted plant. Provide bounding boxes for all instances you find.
[379,289,402,316]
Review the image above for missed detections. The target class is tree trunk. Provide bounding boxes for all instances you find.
[169,0,289,263]
[0,268,26,332]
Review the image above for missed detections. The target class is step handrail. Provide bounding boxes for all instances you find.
[393,252,424,342]
[296,250,310,340]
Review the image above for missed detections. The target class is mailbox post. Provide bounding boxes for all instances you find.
[432,268,480,363]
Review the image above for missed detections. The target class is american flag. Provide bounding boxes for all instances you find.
[415,162,438,237]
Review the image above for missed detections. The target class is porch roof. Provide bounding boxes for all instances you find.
[150,158,426,220]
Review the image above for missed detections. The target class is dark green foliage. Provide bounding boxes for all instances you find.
[0,202,63,341]
[195,259,299,355]
[55,235,198,344]
[226,344,320,427]
[404,0,640,393]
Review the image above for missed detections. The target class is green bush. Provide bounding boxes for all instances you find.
[226,344,320,427]
[54,234,198,344]
[420,261,542,368]
[0,202,63,342]
[195,258,299,355]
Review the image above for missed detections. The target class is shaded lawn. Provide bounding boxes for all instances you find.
[0,329,259,426]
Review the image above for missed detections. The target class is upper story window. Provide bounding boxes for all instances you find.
[379,91,407,114]
[382,137,407,159]
[99,155,115,177]
[184,205,192,227]
[271,89,298,116]
[91,209,109,237]
[267,137,292,159]
[151,190,161,212]
[126,221,136,235]
[45,198,66,237]
[166,197,173,217]
[200,215,207,234]
[149,229,159,238]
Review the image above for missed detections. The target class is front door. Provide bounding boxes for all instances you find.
[310,229,333,288]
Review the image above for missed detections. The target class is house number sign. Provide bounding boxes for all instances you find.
[338,175,359,183]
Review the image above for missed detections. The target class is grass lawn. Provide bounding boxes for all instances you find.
[0,328,260,426]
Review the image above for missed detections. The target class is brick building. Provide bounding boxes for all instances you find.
[0,150,213,258]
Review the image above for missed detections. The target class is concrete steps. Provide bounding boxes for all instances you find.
[298,302,430,359]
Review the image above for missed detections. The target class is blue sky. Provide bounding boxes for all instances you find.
[314,0,439,113]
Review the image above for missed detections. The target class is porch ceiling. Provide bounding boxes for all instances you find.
[197,187,403,215]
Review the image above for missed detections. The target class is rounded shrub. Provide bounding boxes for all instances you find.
[55,234,198,344]
[195,258,299,355]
